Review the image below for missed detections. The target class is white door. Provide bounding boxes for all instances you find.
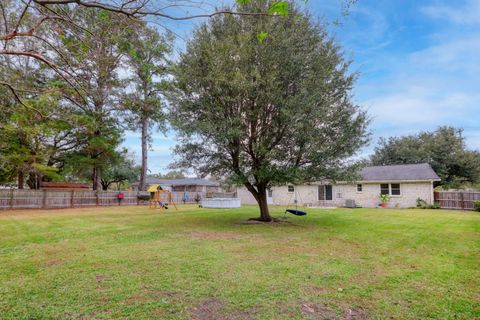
[267,189,273,205]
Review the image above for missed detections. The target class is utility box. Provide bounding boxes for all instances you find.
[345,199,356,208]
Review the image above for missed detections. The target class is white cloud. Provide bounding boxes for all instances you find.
[409,35,480,74]
[421,0,480,25]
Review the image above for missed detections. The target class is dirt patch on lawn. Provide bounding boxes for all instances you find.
[344,307,369,320]
[95,274,108,291]
[300,302,339,319]
[44,259,63,267]
[298,301,369,320]
[241,217,294,225]
[303,285,332,295]
[190,297,256,320]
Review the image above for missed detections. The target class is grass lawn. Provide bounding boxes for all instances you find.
[0,206,478,320]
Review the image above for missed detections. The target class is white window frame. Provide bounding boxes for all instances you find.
[390,183,401,196]
[380,183,401,197]
[287,185,295,193]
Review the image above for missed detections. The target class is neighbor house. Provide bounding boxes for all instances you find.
[132,178,220,194]
[237,163,441,208]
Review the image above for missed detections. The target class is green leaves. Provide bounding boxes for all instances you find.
[268,1,289,16]
[257,31,268,43]
[235,0,289,16]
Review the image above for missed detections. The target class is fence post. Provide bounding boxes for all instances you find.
[42,189,47,209]
[96,191,99,206]
[71,190,75,208]
[460,192,465,210]
[10,189,14,209]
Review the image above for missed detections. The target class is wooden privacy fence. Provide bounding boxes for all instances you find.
[434,191,480,210]
[0,190,211,210]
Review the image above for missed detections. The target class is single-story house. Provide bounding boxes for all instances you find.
[237,163,441,208]
[132,178,220,193]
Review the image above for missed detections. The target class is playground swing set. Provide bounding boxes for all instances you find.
[148,185,178,211]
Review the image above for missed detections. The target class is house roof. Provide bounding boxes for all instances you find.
[138,178,220,187]
[359,163,440,182]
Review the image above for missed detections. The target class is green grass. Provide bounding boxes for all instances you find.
[0,206,479,319]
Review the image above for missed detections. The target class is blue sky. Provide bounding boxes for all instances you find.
[122,0,480,174]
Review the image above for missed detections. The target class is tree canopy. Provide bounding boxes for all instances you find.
[370,126,480,188]
[169,1,369,221]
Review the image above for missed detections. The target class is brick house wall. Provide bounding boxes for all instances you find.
[237,181,435,208]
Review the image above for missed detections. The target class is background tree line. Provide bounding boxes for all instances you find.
[0,3,171,190]
[370,126,480,189]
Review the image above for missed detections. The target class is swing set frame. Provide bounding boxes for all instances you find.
[285,187,308,216]
[149,189,178,210]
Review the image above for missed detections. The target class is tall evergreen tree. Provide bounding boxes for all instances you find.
[123,26,172,191]
[55,8,135,189]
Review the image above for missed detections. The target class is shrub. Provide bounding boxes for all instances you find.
[474,201,480,212]
[426,202,441,210]
[416,198,427,208]
[416,198,440,209]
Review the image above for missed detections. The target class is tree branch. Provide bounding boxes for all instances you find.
[33,0,276,20]
[0,81,46,118]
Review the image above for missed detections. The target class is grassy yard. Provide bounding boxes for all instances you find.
[0,206,478,320]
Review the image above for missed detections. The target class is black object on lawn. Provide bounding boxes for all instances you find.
[285,209,307,216]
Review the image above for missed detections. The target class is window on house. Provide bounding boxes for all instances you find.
[318,185,333,201]
[357,184,363,192]
[267,189,273,197]
[380,184,390,195]
[391,184,401,195]
[288,185,295,193]
[380,183,401,196]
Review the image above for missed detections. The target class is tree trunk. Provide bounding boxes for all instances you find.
[245,182,273,222]
[139,116,149,191]
[18,171,24,189]
[95,167,102,191]
[257,190,272,222]
[92,166,97,190]
[92,166,102,190]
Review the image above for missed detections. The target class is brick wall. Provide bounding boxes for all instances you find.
[237,181,434,208]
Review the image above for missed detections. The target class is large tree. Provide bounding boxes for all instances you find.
[54,8,134,190]
[169,1,369,221]
[371,126,480,188]
[123,26,172,192]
